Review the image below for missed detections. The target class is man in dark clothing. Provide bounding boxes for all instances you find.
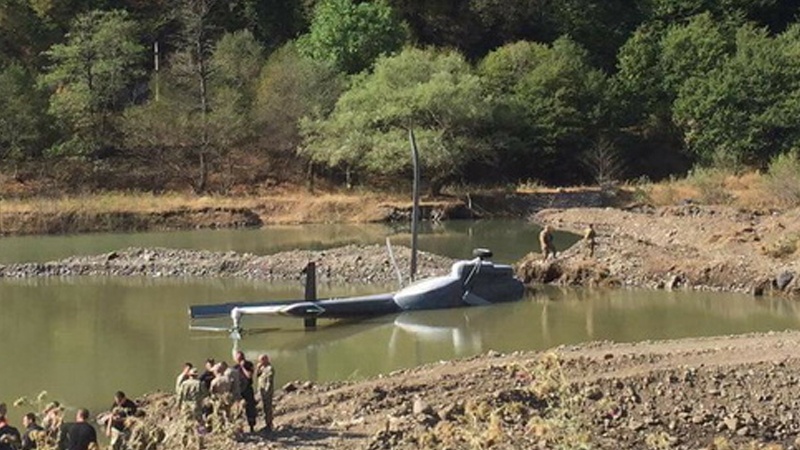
[234,350,257,433]
[199,358,216,392]
[21,413,44,450]
[109,391,137,429]
[58,409,96,450]
[106,392,137,450]
[0,403,21,450]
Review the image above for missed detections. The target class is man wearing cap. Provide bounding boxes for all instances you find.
[0,403,21,450]
[178,367,208,422]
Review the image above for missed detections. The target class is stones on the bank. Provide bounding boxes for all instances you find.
[0,244,456,284]
[515,253,618,287]
[666,274,683,290]
[583,386,604,401]
[775,271,795,291]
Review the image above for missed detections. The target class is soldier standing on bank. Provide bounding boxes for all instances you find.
[256,354,275,434]
[178,368,208,424]
[584,223,596,257]
[539,225,556,261]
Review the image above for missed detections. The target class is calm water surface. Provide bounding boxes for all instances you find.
[1,220,799,422]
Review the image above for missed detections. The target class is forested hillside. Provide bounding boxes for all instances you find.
[1,0,798,195]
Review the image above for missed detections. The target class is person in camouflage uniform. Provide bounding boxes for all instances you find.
[256,354,275,434]
[208,362,234,424]
[177,368,208,423]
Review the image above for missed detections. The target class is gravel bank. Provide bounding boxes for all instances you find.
[0,245,456,284]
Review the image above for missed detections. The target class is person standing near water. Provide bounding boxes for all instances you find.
[0,403,21,450]
[58,408,97,450]
[539,225,556,261]
[256,354,275,433]
[21,413,44,450]
[234,351,257,433]
[583,223,596,257]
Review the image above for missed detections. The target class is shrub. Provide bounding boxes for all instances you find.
[764,150,800,208]
[685,167,734,205]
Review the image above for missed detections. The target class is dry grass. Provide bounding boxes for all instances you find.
[0,190,403,219]
[415,353,591,450]
[636,170,792,210]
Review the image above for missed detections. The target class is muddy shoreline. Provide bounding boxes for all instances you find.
[125,331,800,450]
[522,204,800,298]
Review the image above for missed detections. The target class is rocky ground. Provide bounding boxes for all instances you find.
[0,245,455,284]
[521,204,800,297]
[132,331,800,450]
[6,201,800,449]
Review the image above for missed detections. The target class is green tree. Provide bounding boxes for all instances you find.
[386,0,558,61]
[253,43,345,169]
[479,38,609,184]
[0,0,51,68]
[646,0,799,32]
[301,47,491,194]
[610,14,734,178]
[207,29,264,167]
[673,23,800,167]
[235,0,311,52]
[40,9,144,157]
[123,28,265,192]
[0,64,51,162]
[547,0,646,71]
[659,13,731,94]
[298,0,408,74]
[162,0,220,192]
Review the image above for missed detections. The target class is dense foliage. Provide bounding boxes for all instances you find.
[1,0,799,193]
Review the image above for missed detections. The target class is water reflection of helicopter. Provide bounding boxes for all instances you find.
[231,307,492,381]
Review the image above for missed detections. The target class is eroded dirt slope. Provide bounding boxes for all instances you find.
[524,205,800,296]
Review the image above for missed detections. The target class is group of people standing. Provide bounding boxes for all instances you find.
[0,401,98,450]
[0,351,275,450]
[176,351,275,434]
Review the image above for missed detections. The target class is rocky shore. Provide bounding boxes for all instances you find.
[520,204,800,298]
[129,331,800,450]
[0,245,455,284]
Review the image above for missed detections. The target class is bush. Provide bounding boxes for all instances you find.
[764,150,800,208]
[685,167,734,205]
